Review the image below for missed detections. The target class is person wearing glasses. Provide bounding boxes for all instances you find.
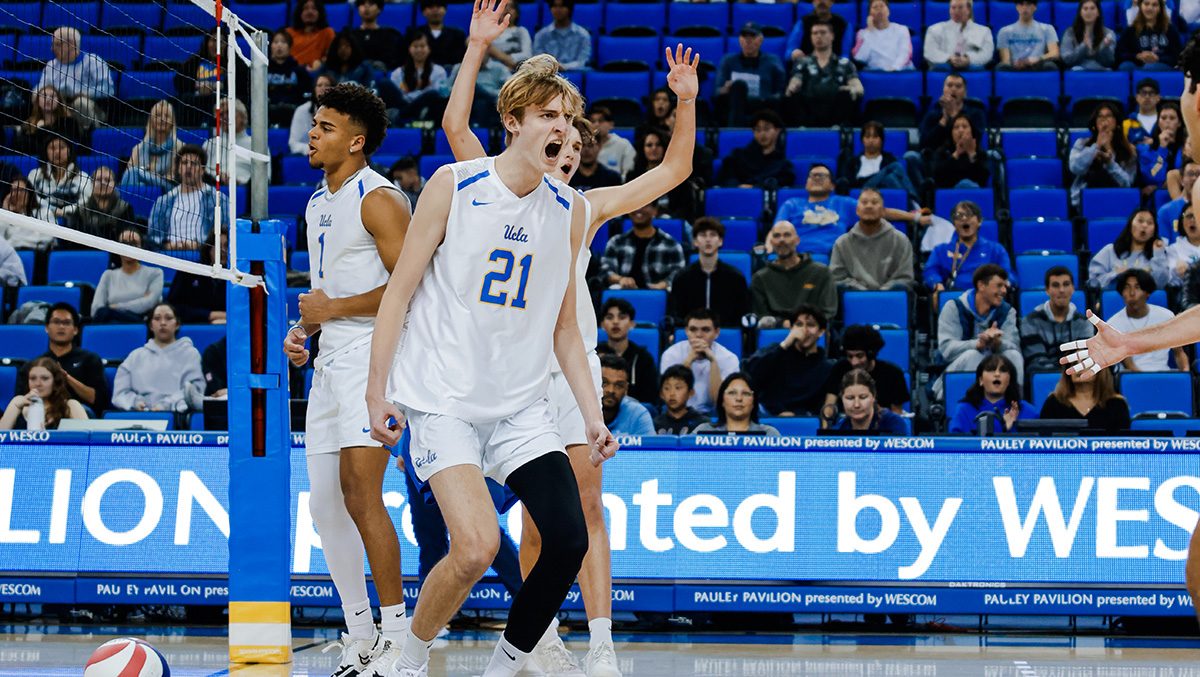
[921,200,1014,293]
[773,162,859,256]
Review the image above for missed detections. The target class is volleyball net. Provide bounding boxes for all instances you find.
[0,0,270,286]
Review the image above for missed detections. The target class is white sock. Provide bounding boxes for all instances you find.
[588,617,613,650]
[482,634,529,677]
[398,629,433,670]
[342,598,374,640]
[380,603,408,644]
[537,616,560,647]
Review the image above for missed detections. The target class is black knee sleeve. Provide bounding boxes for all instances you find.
[502,453,589,651]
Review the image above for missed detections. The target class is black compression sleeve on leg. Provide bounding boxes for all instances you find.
[502,452,589,652]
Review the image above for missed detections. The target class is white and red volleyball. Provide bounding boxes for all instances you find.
[84,638,170,677]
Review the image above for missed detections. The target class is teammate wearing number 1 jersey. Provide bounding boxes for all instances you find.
[439,2,701,674]
[365,54,620,677]
[280,83,413,677]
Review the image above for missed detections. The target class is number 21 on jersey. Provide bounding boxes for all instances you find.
[480,248,532,309]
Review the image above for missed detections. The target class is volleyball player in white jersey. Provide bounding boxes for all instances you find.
[365,58,619,677]
[280,83,413,677]
[439,3,699,674]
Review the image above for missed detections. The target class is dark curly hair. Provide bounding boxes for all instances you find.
[316,82,390,157]
[1184,32,1200,94]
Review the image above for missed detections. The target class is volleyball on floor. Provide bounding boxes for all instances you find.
[84,638,170,676]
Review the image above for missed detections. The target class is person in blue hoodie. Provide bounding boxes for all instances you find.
[936,263,1024,397]
[922,200,1014,292]
[949,354,1039,433]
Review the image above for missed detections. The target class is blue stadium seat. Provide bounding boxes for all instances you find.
[0,35,14,66]
[585,71,652,102]
[1081,188,1141,220]
[47,250,111,286]
[723,220,757,251]
[92,127,143,160]
[1130,417,1200,436]
[42,2,101,30]
[716,128,754,159]
[1011,218,1074,253]
[291,250,310,273]
[785,129,841,160]
[673,328,742,358]
[731,3,795,33]
[103,410,175,429]
[434,127,489,155]
[1101,289,1168,318]
[286,287,304,323]
[82,324,147,364]
[761,417,819,436]
[1006,158,1063,188]
[1121,372,1194,417]
[597,36,662,70]
[17,286,82,312]
[0,326,49,360]
[142,35,203,65]
[180,324,224,353]
[1031,371,1060,408]
[859,70,923,104]
[688,252,751,281]
[605,2,666,32]
[1087,218,1126,253]
[934,188,994,218]
[83,36,144,69]
[118,71,177,100]
[1001,130,1058,158]
[667,2,728,34]
[268,185,315,218]
[878,328,911,372]
[597,328,662,364]
[843,290,909,329]
[281,156,323,185]
[443,3,474,31]
[944,371,975,407]
[1009,188,1069,220]
[989,0,1053,26]
[1018,289,1085,313]
[1133,70,1184,102]
[1016,253,1078,289]
[601,289,667,326]
[380,127,425,156]
[101,3,164,33]
[1062,70,1130,106]
[17,250,35,285]
[418,154,454,179]
[571,2,603,34]
[234,3,288,32]
[121,185,165,222]
[266,127,290,157]
[0,365,15,400]
[994,70,1060,122]
[705,188,763,220]
[888,2,923,27]
[926,69,992,101]
[851,130,909,159]
[161,1,212,32]
[0,3,42,33]
[654,218,684,242]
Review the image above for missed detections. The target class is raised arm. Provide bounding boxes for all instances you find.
[442,0,509,162]
[364,168,453,445]
[586,44,700,228]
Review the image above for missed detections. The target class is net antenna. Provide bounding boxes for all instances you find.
[0,0,271,288]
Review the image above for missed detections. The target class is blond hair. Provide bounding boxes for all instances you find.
[496,54,583,132]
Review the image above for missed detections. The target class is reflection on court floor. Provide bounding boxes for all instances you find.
[3,626,1200,676]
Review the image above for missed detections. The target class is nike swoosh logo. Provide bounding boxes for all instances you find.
[502,648,515,660]
[355,609,368,616]
[362,427,371,433]
[472,199,492,206]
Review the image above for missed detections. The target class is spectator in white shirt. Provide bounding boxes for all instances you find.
[659,308,741,415]
[91,229,164,323]
[924,0,995,70]
[852,0,914,71]
[1106,268,1188,371]
[589,105,637,179]
[36,27,113,129]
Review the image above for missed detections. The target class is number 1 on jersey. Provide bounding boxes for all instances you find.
[480,249,532,308]
[317,232,326,279]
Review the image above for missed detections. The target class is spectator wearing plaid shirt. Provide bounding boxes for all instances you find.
[601,201,687,290]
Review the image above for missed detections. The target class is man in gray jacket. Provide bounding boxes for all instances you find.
[936,263,1022,397]
[829,189,914,291]
[1020,266,1094,379]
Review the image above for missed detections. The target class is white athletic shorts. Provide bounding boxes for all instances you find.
[305,340,377,455]
[402,397,564,485]
[547,351,603,448]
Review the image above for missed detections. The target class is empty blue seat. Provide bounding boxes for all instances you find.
[673,328,742,358]
[42,2,101,29]
[944,371,976,406]
[1082,188,1140,220]
[843,290,909,329]
[0,3,42,33]
[994,70,1060,107]
[1016,253,1078,289]
[179,324,224,353]
[888,2,923,27]
[17,250,34,285]
[859,70,923,104]
[380,127,425,156]
[281,156,323,185]
[0,365,15,399]
[596,36,661,70]
[1130,417,1200,436]
[47,250,111,286]
[101,3,164,32]
[785,129,841,160]
[433,127,489,155]
[571,2,603,34]
[234,3,288,31]
[1006,158,1063,188]
[1001,130,1058,158]
[605,2,666,32]
[760,417,819,436]
[443,3,474,31]
[267,128,290,157]
[731,3,795,33]
[82,324,147,363]
[0,326,49,360]
[715,128,754,158]
[1011,218,1074,253]
[418,154,453,180]
[584,71,652,101]
[600,289,668,326]
[1018,289,1086,313]
[142,35,203,65]
[286,287,304,323]
[17,286,82,312]
[934,188,994,218]
[118,71,177,100]
[291,251,310,273]
[1121,372,1194,417]
[1087,217,1126,253]
[268,185,316,218]
[705,187,763,220]
[92,127,143,160]
[723,220,757,251]
[1010,187,1069,220]
[162,1,216,32]
[1062,70,1130,105]
[1031,371,1061,407]
[667,3,728,33]
[878,328,911,372]
[1101,289,1168,318]
[103,410,175,429]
